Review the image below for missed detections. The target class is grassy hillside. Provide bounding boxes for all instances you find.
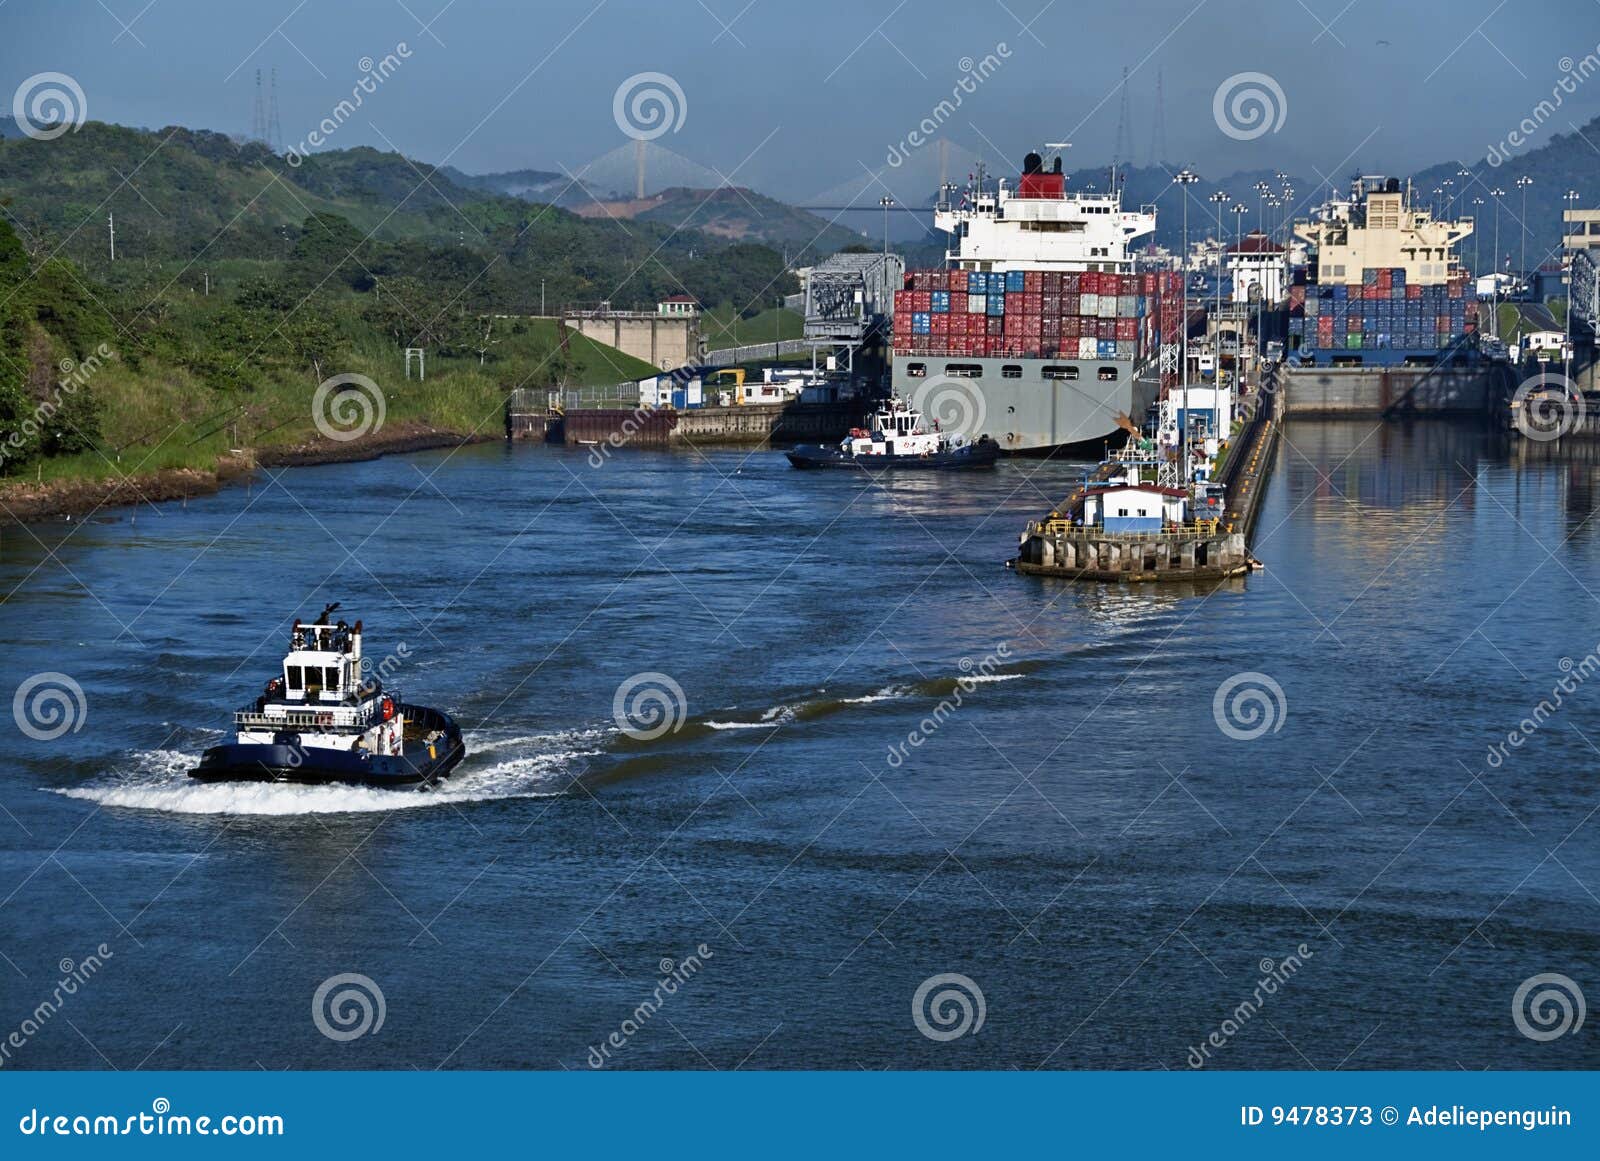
[0,210,657,494]
[699,305,802,349]
[0,124,798,315]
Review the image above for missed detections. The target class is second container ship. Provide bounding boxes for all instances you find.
[891,149,1182,455]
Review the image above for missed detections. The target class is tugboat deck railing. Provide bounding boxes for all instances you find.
[234,699,392,730]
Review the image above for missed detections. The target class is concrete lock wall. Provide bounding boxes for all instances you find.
[564,316,699,370]
[1281,366,1499,416]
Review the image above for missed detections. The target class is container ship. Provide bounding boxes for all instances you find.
[891,150,1180,455]
[1289,176,1480,366]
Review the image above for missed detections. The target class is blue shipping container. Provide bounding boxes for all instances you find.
[967,272,985,294]
[931,291,950,312]
[988,296,1005,316]
[1006,271,1026,293]
[912,312,931,333]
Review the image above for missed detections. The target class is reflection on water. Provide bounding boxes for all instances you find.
[3,434,1600,1070]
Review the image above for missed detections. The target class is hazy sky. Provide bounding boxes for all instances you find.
[5,0,1598,204]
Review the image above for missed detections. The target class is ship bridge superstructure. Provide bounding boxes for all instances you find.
[934,151,1155,273]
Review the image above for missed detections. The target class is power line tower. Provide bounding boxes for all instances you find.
[1112,66,1136,179]
[1147,68,1167,168]
[251,69,267,144]
[267,67,282,152]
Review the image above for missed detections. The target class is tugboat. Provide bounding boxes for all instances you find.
[786,397,999,470]
[189,605,465,787]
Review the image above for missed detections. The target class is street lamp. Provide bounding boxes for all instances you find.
[1490,187,1507,337]
[1564,189,1581,383]
[1454,168,1471,216]
[878,196,895,256]
[1516,175,1534,278]
[1176,168,1200,500]
[1471,197,1485,274]
[1210,191,1230,356]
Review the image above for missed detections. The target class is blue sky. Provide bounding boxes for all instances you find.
[3,0,1596,202]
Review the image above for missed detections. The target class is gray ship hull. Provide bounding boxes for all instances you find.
[892,356,1161,455]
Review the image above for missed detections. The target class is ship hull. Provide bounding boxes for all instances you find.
[892,357,1160,454]
[786,440,999,470]
[188,704,466,787]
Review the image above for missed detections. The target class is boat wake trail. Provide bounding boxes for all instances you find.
[52,730,606,816]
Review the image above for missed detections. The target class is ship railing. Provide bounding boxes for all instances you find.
[1024,522,1232,542]
[234,705,381,730]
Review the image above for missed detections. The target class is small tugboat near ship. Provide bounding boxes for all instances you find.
[189,605,465,787]
[786,397,999,470]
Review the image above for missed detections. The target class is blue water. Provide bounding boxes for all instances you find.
[1,422,1597,1070]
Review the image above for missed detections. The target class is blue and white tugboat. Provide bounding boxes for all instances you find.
[786,397,999,470]
[189,605,465,787]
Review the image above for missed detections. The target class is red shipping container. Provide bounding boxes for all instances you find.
[987,316,1004,335]
[1024,292,1042,314]
[1062,317,1081,339]
[1042,315,1061,336]
[1062,294,1080,315]
[1044,271,1062,293]
[948,270,966,292]
[1063,273,1082,293]
[1406,284,1422,299]
[1115,318,1137,340]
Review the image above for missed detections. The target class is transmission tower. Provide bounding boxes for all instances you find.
[251,69,267,144]
[1112,66,1136,178]
[267,68,282,152]
[1147,68,1168,168]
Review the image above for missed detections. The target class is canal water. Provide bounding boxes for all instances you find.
[2,422,1597,1069]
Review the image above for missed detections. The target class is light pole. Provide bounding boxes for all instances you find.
[1442,179,1453,218]
[1515,175,1534,279]
[879,196,895,256]
[1564,189,1581,384]
[1472,197,1484,274]
[1491,187,1506,337]
[1454,168,1471,216]
[1176,168,1200,501]
[1256,181,1270,238]
[1210,190,1229,362]
[1232,202,1249,358]
[939,182,959,259]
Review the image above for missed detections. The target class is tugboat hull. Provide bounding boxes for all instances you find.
[189,704,465,788]
[786,440,1000,470]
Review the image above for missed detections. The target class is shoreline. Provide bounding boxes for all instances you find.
[0,426,495,525]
